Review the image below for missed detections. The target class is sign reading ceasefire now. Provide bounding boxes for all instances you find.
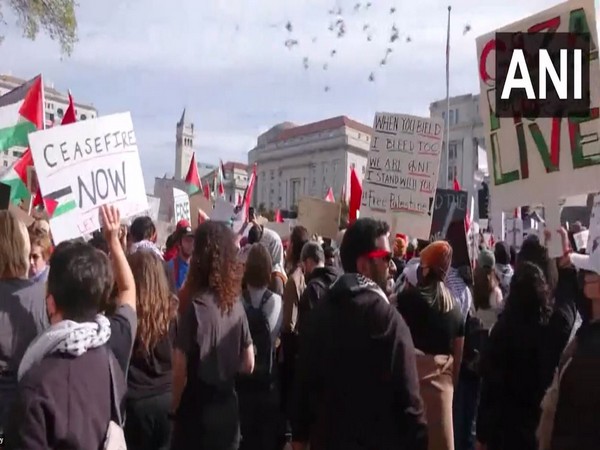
[476,0,600,210]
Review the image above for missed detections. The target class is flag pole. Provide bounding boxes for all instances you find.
[444,5,452,189]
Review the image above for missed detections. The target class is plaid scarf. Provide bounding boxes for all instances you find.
[18,314,112,381]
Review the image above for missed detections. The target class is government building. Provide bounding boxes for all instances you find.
[0,74,98,168]
[247,116,372,212]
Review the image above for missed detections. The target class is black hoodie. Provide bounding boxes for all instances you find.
[291,273,428,450]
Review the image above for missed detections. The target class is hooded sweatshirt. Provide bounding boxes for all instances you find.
[291,272,428,450]
[296,266,340,336]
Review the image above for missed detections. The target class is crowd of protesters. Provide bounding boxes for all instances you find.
[0,204,598,450]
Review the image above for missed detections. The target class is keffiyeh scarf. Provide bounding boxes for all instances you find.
[18,314,112,380]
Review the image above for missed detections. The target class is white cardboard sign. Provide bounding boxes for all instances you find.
[476,0,600,210]
[360,112,443,239]
[173,188,190,224]
[28,112,148,243]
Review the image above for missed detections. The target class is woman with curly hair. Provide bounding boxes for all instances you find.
[125,250,177,450]
[171,221,255,450]
[477,261,553,450]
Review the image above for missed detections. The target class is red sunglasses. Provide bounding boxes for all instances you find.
[364,249,392,262]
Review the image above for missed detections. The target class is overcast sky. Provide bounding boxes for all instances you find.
[0,0,579,188]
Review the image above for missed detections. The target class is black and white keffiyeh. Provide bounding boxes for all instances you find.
[18,314,112,380]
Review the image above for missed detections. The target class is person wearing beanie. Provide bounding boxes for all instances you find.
[494,241,514,298]
[397,240,465,450]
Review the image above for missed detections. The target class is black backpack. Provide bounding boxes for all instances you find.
[241,289,275,384]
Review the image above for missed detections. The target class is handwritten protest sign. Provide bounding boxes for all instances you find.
[173,188,190,224]
[476,0,600,210]
[298,196,341,239]
[361,112,443,240]
[28,112,147,243]
[430,189,468,240]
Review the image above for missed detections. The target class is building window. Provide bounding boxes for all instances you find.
[449,142,457,160]
[362,166,366,175]
[358,133,362,139]
[449,110,454,126]
[442,111,446,122]
[57,108,64,117]
[270,170,274,180]
[454,108,459,125]
[447,165,458,181]
[80,114,87,120]
[3,161,7,167]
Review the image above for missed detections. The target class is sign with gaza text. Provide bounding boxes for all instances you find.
[361,112,443,239]
[28,112,148,243]
[429,189,468,240]
[476,0,600,210]
[172,188,191,224]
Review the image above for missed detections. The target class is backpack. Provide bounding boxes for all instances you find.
[241,289,275,384]
[103,347,127,450]
[461,310,490,376]
[536,338,577,450]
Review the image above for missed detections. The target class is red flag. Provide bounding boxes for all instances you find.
[203,180,210,200]
[184,153,201,195]
[453,178,460,191]
[61,92,77,125]
[19,75,44,129]
[349,167,362,224]
[242,164,257,220]
[274,209,283,223]
[32,186,43,208]
[218,180,225,198]
[324,187,335,202]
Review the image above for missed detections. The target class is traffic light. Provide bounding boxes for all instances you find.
[478,182,489,219]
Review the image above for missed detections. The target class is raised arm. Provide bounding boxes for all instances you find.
[101,205,136,312]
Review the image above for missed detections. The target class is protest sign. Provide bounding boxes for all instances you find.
[28,112,147,243]
[264,221,291,239]
[146,195,161,222]
[298,196,341,239]
[173,188,190,224]
[211,198,235,223]
[505,217,524,249]
[190,193,213,229]
[476,0,600,211]
[429,189,468,240]
[361,112,443,240]
[574,229,590,251]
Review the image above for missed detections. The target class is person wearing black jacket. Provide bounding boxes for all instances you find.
[291,218,428,450]
[296,241,340,337]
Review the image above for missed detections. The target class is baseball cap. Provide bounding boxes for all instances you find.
[176,219,190,230]
[182,225,194,237]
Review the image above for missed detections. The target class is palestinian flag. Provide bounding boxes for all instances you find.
[0,75,44,204]
[184,153,201,195]
[43,185,77,218]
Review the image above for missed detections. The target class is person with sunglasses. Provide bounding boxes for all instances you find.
[290,217,427,450]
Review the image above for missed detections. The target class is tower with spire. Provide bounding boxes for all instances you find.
[175,108,194,180]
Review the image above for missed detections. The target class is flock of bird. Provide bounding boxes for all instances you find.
[274,2,472,93]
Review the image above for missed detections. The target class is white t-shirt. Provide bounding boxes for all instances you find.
[474,286,503,330]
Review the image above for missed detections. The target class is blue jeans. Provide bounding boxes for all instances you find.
[453,371,480,450]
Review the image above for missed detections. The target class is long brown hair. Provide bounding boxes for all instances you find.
[128,251,174,354]
[183,221,242,314]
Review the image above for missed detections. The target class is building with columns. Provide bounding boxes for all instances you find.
[247,116,372,212]
[201,161,249,205]
[0,74,97,169]
[429,93,488,217]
